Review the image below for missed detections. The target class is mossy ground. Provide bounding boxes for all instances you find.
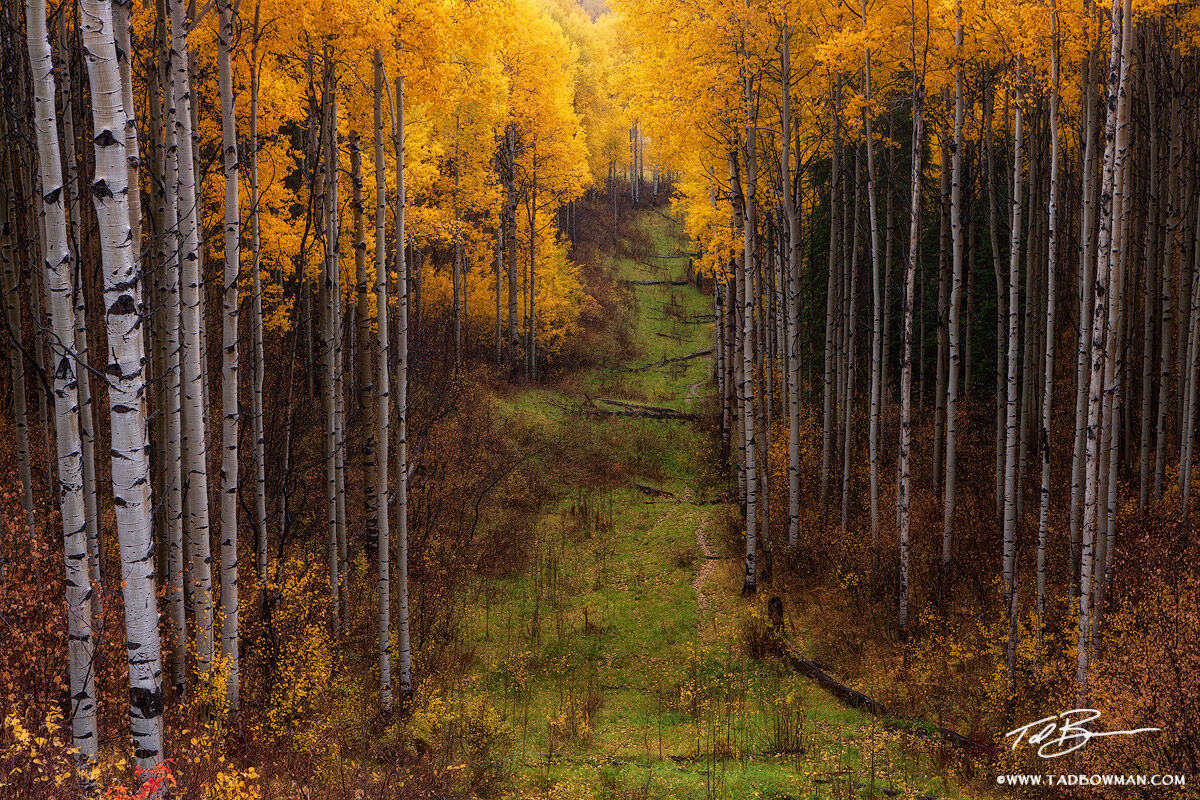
[444,211,982,800]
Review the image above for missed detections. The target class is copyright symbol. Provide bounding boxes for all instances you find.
[997,776,1006,785]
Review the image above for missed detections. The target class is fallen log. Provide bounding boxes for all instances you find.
[624,277,689,286]
[783,647,991,755]
[635,482,675,498]
[582,396,699,421]
[626,347,714,373]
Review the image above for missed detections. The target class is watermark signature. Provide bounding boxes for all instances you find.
[1005,709,1160,758]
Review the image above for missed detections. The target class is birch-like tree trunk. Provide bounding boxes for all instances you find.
[168,0,214,678]
[80,0,166,768]
[820,103,841,516]
[942,5,965,575]
[780,26,801,550]
[862,14,883,549]
[373,51,392,712]
[1001,95,1024,620]
[57,15,102,606]
[1078,0,1132,703]
[217,0,241,712]
[249,3,268,578]
[394,72,414,697]
[25,0,98,768]
[1037,2,1061,631]
[898,77,925,635]
[157,0,187,691]
[320,73,341,632]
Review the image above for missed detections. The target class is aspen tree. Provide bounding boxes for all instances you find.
[249,1,268,578]
[780,25,800,550]
[1079,0,1133,703]
[373,51,392,712]
[899,74,925,635]
[80,0,165,767]
[57,14,102,604]
[1037,0,1062,631]
[321,73,341,631]
[863,8,884,548]
[1001,90,1024,612]
[394,69,413,698]
[168,0,214,678]
[942,0,965,574]
[25,0,98,766]
[158,0,187,691]
[217,0,240,712]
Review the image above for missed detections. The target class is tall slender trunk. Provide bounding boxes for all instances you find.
[394,73,413,697]
[373,51,392,712]
[1079,0,1132,704]
[781,26,801,550]
[820,96,842,516]
[1002,94,1024,618]
[217,0,240,712]
[898,78,925,635]
[25,0,98,769]
[249,4,268,579]
[157,0,186,691]
[81,0,166,768]
[320,72,340,631]
[58,14,102,606]
[169,0,214,678]
[1037,2,1061,633]
[942,7,965,575]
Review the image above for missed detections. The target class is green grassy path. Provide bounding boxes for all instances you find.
[449,211,978,800]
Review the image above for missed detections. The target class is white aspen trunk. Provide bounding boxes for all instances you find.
[112,0,140,255]
[1002,96,1024,616]
[820,106,841,516]
[57,15,102,605]
[217,0,240,712]
[331,91,348,608]
[780,26,801,550]
[80,0,165,768]
[1094,27,1135,649]
[373,51,392,712]
[1138,67,1160,514]
[1152,103,1179,503]
[1037,3,1061,633]
[168,0,214,678]
[840,153,861,534]
[863,24,884,550]
[249,5,267,578]
[1078,0,1131,704]
[25,0,98,767]
[158,0,187,691]
[729,142,756,595]
[1070,53,1099,595]
[942,7,965,574]
[394,74,413,697]
[898,79,925,635]
[320,75,340,632]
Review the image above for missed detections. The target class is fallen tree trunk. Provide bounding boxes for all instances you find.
[583,396,699,421]
[783,647,991,755]
[635,482,674,498]
[625,277,689,287]
[626,347,714,373]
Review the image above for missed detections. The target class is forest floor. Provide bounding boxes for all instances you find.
[448,210,983,800]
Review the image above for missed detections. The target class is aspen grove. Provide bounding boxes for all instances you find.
[1,0,1198,794]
